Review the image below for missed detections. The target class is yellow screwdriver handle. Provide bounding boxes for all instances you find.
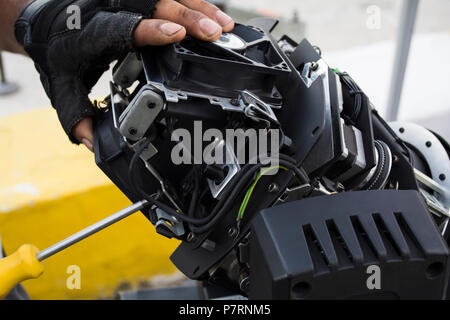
[0,244,44,299]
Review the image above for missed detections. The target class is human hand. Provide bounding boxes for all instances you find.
[14,0,234,151]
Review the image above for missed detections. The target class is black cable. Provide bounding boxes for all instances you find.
[338,72,363,124]
[188,168,200,218]
[278,154,309,182]
[129,147,259,226]
[128,140,217,225]
[189,163,264,233]
[188,153,304,229]
[190,158,309,234]
[128,143,310,233]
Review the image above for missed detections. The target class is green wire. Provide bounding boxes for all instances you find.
[237,166,290,221]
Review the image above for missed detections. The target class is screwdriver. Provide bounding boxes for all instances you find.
[0,200,148,299]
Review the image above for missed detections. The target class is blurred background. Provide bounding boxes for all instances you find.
[0,0,449,299]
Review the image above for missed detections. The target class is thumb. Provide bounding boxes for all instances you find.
[73,118,94,152]
[49,74,96,148]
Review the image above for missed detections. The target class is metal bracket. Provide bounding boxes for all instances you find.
[154,207,185,238]
[147,81,281,113]
[299,59,328,88]
[241,90,279,127]
[206,139,241,199]
[113,52,143,89]
[119,85,164,140]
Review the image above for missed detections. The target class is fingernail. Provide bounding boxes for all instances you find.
[161,23,183,36]
[216,11,233,26]
[81,138,94,152]
[199,18,220,37]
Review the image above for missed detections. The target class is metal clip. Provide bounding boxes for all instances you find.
[240,91,279,127]
[154,207,185,238]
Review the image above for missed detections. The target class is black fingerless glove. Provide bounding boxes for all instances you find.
[14,0,159,143]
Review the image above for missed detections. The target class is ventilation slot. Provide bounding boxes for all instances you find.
[394,212,425,259]
[350,215,378,263]
[372,213,402,260]
[303,224,330,275]
[326,219,354,268]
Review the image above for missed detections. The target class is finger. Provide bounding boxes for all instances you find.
[133,19,186,47]
[177,0,234,32]
[73,118,94,152]
[153,0,222,41]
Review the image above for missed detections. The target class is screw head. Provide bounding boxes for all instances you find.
[228,227,238,238]
[393,155,400,164]
[128,128,137,136]
[187,232,196,242]
[426,141,432,148]
[268,183,279,193]
[230,98,240,106]
[239,276,250,292]
[439,174,446,181]
[310,62,319,71]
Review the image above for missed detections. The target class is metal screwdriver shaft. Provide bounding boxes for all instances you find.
[36,200,148,261]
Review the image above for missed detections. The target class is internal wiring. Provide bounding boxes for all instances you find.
[338,72,363,124]
[129,145,309,234]
[237,166,290,221]
[128,139,216,225]
[190,158,309,235]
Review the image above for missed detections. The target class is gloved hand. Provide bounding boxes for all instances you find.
[14,0,234,151]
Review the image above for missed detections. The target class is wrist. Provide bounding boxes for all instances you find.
[0,0,33,53]
[14,0,33,18]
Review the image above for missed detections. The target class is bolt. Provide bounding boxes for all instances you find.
[439,174,446,181]
[97,100,109,110]
[128,127,137,136]
[426,141,432,148]
[335,182,345,192]
[393,155,399,164]
[187,232,196,242]
[268,183,279,193]
[313,45,322,56]
[310,62,319,71]
[148,102,156,109]
[239,275,250,292]
[399,127,405,133]
[228,227,238,239]
[230,98,240,106]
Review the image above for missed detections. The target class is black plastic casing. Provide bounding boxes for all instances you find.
[249,190,449,299]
